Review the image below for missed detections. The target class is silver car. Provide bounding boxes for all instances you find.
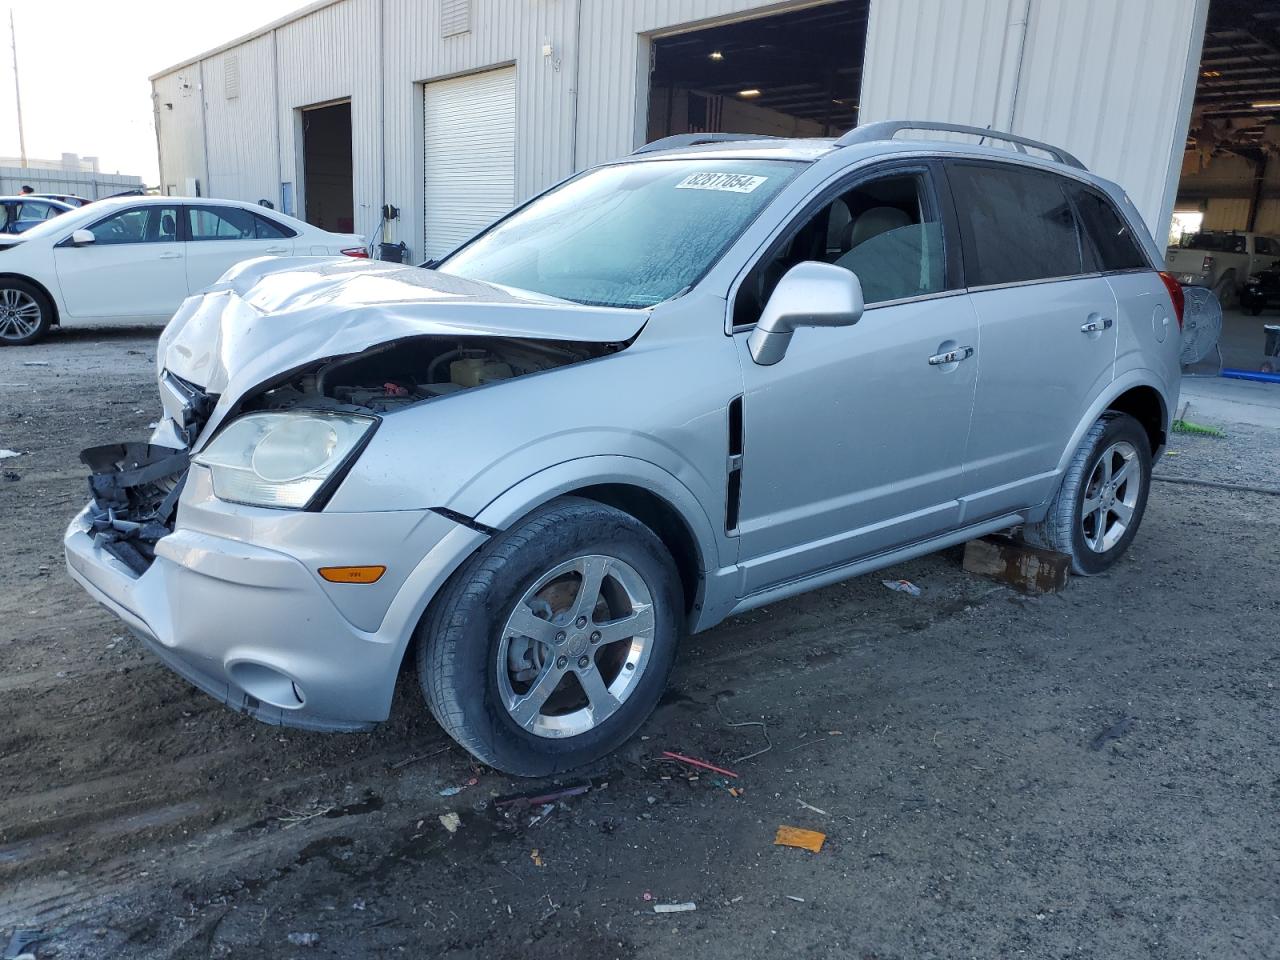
[65,121,1183,776]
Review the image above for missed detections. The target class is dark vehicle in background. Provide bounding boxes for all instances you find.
[31,193,92,207]
[1241,260,1280,316]
[0,196,74,234]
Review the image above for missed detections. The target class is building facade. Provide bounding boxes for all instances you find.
[151,0,1209,262]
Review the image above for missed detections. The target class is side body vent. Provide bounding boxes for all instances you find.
[224,55,240,100]
[725,395,744,534]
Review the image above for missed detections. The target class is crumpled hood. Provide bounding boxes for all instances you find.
[159,256,649,399]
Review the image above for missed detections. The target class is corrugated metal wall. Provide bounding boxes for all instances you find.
[153,0,1209,258]
[860,0,1209,237]
[0,166,144,199]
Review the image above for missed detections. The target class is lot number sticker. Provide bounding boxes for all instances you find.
[675,172,768,193]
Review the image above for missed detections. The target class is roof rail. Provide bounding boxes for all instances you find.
[835,120,1087,170]
[632,133,780,155]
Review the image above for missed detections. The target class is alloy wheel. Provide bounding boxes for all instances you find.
[0,288,42,342]
[497,554,656,739]
[1081,440,1142,553]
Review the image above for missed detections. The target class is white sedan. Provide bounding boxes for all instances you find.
[0,196,367,345]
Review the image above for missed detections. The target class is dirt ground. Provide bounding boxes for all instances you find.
[2,325,1278,960]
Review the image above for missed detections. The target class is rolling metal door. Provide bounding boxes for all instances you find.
[423,66,516,259]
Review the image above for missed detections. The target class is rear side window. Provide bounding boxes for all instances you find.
[254,214,295,239]
[947,162,1084,286]
[1067,184,1148,271]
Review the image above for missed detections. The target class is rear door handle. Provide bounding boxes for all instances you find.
[1081,317,1113,334]
[158,252,182,260]
[265,246,288,254]
[927,346,974,366]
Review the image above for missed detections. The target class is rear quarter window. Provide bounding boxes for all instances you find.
[1067,184,1148,271]
[947,162,1086,286]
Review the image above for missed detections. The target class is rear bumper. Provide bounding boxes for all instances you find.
[64,468,487,730]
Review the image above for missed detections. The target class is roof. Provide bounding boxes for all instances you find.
[149,0,343,81]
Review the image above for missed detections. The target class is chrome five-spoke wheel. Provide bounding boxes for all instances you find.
[1080,440,1142,554]
[498,554,656,738]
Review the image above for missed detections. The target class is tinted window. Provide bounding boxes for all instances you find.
[187,205,257,240]
[1067,184,1148,271]
[1255,236,1274,256]
[87,206,180,244]
[735,170,950,323]
[254,214,294,239]
[1180,232,1246,253]
[948,163,1084,285]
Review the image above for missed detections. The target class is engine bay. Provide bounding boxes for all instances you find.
[243,336,613,415]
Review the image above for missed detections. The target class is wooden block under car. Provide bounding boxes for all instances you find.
[962,534,1070,594]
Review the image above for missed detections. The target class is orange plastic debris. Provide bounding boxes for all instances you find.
[774,825,826,853]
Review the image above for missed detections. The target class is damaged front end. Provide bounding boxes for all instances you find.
[80,372,216,575]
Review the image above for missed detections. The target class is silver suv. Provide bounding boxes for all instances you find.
[65,121,1183,776]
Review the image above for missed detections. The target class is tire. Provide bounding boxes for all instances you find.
[1212,274,1237,311]
[417,496,683,777]
[0,279,53,346]
[1020,412,1152,576]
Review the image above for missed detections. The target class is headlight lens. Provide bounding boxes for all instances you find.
[194,412,375,508]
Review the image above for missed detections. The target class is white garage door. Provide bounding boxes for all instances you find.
[423,66,517,259]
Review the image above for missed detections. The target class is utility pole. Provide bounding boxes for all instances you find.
[10,9,27,168]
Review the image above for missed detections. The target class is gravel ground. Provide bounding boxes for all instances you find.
[1,326,1278,960]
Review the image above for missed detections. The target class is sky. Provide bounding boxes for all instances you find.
[0,0,309,184]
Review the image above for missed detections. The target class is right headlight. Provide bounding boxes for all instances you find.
[193,411,376,509]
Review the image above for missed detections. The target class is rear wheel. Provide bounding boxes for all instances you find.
[0,280,52,346]
[417,497,683,776]
[1020,412,1152,576]
[1212,274,1237,311]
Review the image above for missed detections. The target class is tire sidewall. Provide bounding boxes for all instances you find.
[0,280,53,346]
[423,501,682,776]
[1069,416,1152,575]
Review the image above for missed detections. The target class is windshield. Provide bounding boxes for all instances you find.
[8,203,96,241]
[1179,232,1245,253]
[437,158,805,308]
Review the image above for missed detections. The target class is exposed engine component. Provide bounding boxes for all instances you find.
[245,336,612,415]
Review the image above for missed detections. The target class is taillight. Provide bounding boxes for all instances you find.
[340,247,369,258]
[1201,255,1214,271]
[1158,272,1185,330]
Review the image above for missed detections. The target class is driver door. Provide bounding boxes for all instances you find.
[53,204,187,318]
[732,163,980,595]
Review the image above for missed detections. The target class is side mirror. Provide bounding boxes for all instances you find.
[70,229,96,246]
[747,261,864,365]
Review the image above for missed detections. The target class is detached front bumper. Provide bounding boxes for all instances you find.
[64,465,487,731]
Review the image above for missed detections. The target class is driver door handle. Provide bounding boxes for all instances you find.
[1081,317,1113,334]
[265,246,288,254]
[927,345,974,366]
[158,252,182,260]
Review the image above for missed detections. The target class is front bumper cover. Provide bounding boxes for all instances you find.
[64,467,488,731]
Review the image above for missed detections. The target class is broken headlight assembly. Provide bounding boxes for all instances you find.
[193,411,377,509]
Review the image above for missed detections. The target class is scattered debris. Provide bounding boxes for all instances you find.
[786,895,806,903]
[495,781,592,808]
[642,891,654,902]
[21,360,49,367]
[530,848,544,867]
[3,928,45,960]
[286,932,320,947]
[438,811,462,834]
[1089,716,1136,752]
[728,786,742,798]
[661,750,739,779]
[653,902,697,914]
[438,776,479,797]
[352,899,366,911]
[797,799,829,816]
[0,449,20,460]
[389,744,451,769]
[774,825,826,853]
[2,471,18,482]
[881,578,922,597]
[527,803,556,827]
[713,695,774,763]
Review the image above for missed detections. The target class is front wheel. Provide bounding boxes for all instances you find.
[417,497,683,776]
[1020,412,1152,576]
[0,280,53,346]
